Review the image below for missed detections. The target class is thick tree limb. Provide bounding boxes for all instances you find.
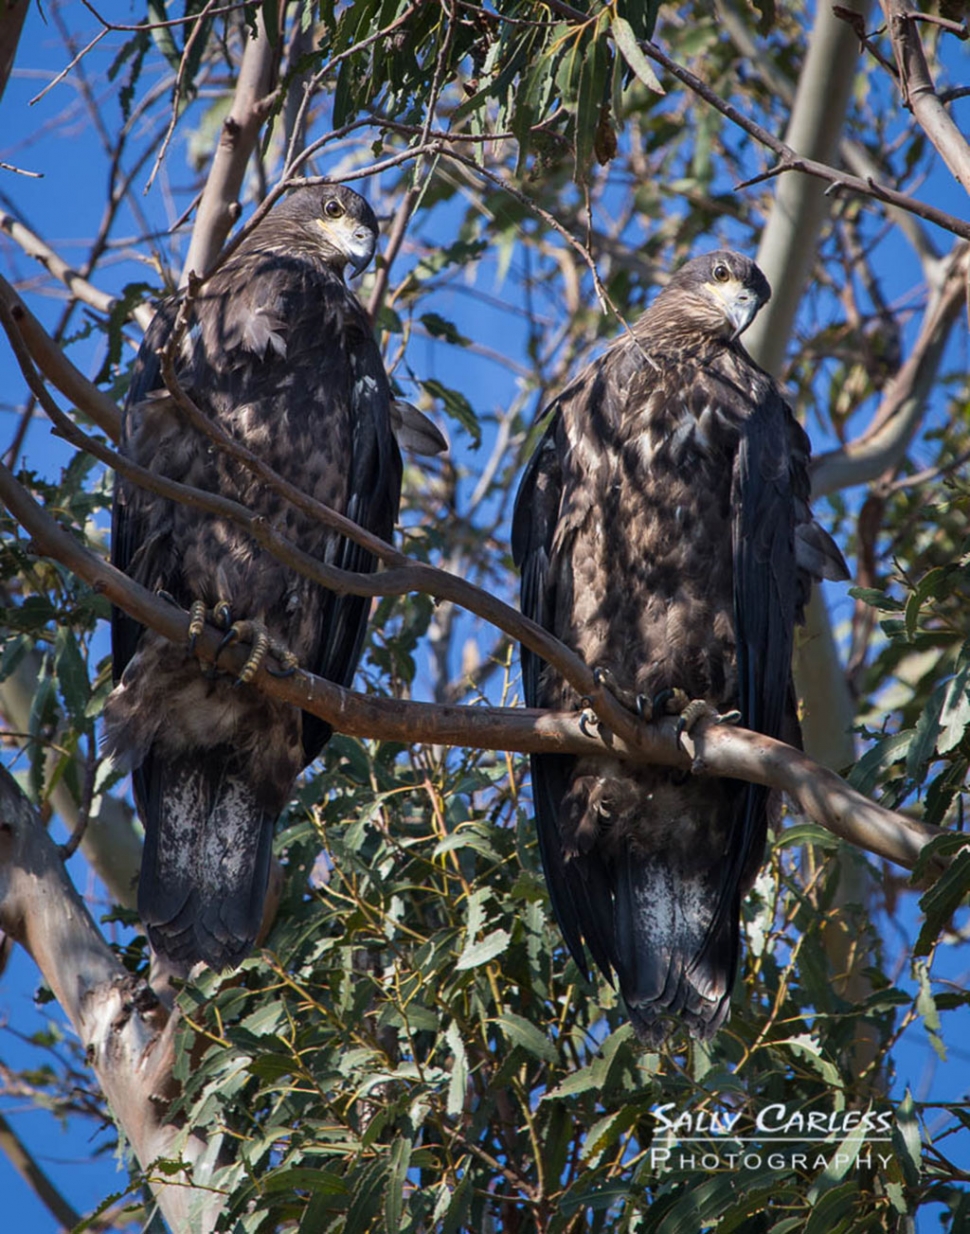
[0,455,944,877]
[811,243,969,496]
[743,0,869,372]
[0,766,223,1234]
[179,7,283,283]
[883,0,970,196]
[0,0,27,109]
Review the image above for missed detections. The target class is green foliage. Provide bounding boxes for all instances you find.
[146,746,962,1231]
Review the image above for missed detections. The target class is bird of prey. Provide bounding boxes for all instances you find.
[103,185,402,972]
[512,251,848,1043]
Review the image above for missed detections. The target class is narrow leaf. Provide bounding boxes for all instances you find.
[493,1012,558,1063]
[612,15,664,94]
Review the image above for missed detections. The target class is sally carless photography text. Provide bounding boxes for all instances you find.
[649,1102,897,1174]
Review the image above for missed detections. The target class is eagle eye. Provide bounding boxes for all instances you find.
[712,263,730,283]
[323,198,345,219]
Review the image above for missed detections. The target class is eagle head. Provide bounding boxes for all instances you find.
[663,250,771,342]
[272,184,380,278]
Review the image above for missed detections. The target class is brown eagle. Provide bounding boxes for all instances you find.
[104,185,402,972]
[512,251,848,1043]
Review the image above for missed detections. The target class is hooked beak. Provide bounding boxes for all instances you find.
[715,283,762,340]
[346,225,377,278]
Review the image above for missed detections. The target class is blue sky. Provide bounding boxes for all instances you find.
[1,3,969,1229]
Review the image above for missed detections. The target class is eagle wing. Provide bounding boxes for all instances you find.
[111,301,180,684]
[512,405,617,984]
[725,390,847,936]
[700,388,802,965]
[296,306,401,763]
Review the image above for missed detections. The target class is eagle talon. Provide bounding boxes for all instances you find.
[216,625,241,657]
[215,619,298,685]
[266,661,298,679]
[674,699,721,746]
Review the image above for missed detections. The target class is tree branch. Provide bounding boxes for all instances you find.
[0,0,28,109]
[179,6,283,283]
[0,767,223,1234]
[0,454,944,878]
[0,1108,81,1231]
[883,0,970,196]
[637,31,970,242]
[1,291,642,749]
[811,242,969,495]
[0,274,122,440]
[0,210,153,330]
[0,644,140,908]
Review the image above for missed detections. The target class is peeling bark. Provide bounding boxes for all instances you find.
[0,766,223,1233]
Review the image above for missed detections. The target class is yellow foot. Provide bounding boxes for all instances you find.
[217,619,299,685]
[185,597,234,650]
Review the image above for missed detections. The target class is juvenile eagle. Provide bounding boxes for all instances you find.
[512,251,848,1043]
[104,185,402,972]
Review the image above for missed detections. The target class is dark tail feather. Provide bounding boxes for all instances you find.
[612,855,739,1046]
[135,747,277,971]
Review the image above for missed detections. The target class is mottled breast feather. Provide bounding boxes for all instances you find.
[513,251,847,1043]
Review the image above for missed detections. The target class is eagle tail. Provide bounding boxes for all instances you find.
[135,746,276,972]
[612,854,738,1046]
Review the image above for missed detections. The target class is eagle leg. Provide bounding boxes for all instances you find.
[186,598,232,649]
[217,620,299,685]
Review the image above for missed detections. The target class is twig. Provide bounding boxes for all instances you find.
[79,0,247,31]
[281,2,424,178]
[883,445,970,494]
[28,28,109,105]
[1,209,114,316]
[898,9,968,39]
[0,1109,81,1231]
[0,163,41,178]
[58,738,96,861]
[442,146,630,327]
[146,0,227,197]
[365,0,455,318]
